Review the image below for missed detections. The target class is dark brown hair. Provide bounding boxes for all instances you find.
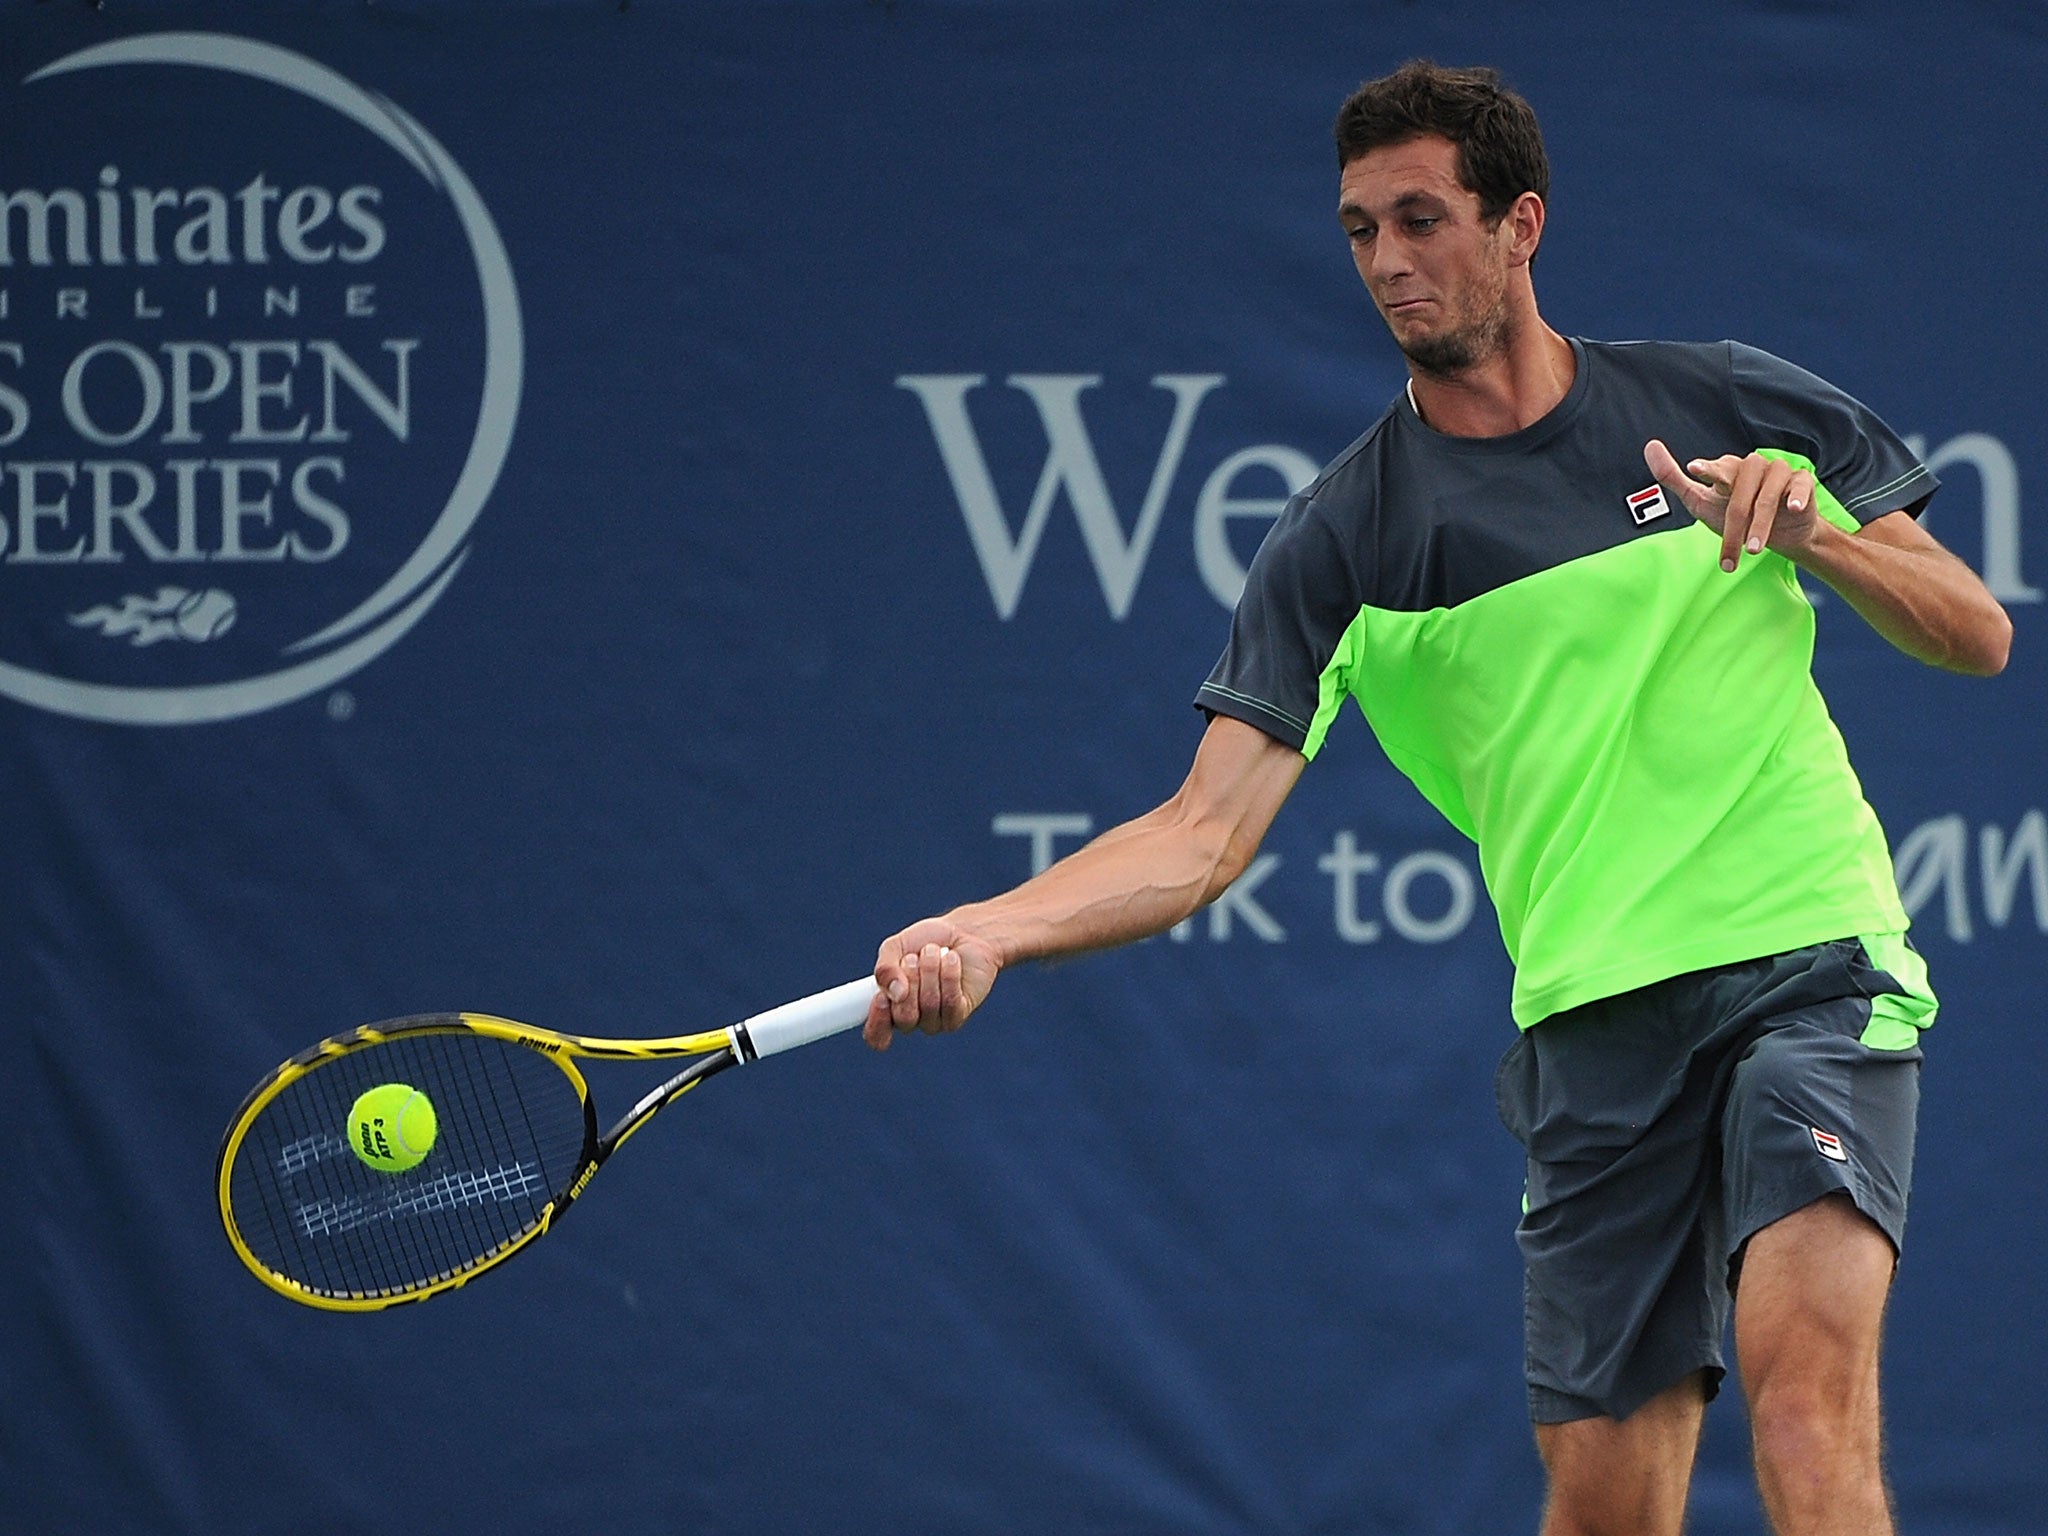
[1332,60,1549,227]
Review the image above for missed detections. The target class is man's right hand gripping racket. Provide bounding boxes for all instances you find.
[217,979,876,1310]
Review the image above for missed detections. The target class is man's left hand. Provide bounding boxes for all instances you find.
[1644,440,1819,573]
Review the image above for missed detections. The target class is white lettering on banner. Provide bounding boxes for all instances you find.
[904,382,2030,619]
[1381,849,1477,944]
[1982,812,2048,930]
[1894,810,2048,942]
[0,455,355,567]
[1902,433,2039,603]
[1318,830,1382,941]
[39,338,415,452]
[0,344,25,445]
[4,341,409,563]
[898,373,1320,619]
[0,172,386,268]
[0,34,522,725]
[0,285,379,324]
[897,374,1224,620]
[1317,831,1477,945]
[1192,444,1320,607]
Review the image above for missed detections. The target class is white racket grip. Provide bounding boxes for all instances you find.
[729,978,878,1062]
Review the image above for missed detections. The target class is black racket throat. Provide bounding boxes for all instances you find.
[530,1046,742,1235]
[476,1045,743,1242]
[593,1044,738,1161]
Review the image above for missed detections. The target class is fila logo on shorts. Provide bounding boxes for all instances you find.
[1811,1127,1850,1163]
[1626,485,1671,525]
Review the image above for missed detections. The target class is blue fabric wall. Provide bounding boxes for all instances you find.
[3,4,2041,1532]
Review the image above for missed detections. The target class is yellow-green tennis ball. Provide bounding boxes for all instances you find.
[347,1083,438,1174]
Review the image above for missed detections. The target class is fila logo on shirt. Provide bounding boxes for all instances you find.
[1811,1127,1850,1163]
[1626,484,1671,525]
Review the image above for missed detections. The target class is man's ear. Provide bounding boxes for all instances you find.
[1505,190,1546,268]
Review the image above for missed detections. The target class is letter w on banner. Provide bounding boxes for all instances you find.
[898,373,1224,619]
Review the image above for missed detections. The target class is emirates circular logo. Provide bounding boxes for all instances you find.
[0,34,521,724]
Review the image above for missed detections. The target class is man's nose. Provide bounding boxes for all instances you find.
[1369,234,1412,285]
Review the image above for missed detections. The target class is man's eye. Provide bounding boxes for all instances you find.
[1410,217,1440,232]
[1347,226,1374,243]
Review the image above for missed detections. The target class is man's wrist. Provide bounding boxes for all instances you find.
[1782,513,1848,575]
[944,902,1016,968]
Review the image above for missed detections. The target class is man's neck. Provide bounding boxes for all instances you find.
[1406,322,1576,438]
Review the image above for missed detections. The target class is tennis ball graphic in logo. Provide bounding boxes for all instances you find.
[348,1083,439,1173]
[174,589,239,642]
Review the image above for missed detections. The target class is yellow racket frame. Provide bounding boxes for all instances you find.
[217,1012,735,1312]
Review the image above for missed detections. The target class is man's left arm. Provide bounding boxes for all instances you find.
[1789,507,2011,675]
[1645,440,2012,677]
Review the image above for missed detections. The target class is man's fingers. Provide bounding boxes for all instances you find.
[1647,442,1821,571]
[1745,494,1776,558]
[1643,438,1692,498]
[871,921,993,1050]
[898,950,922,1026]
[876,938,908,1014]
[1743,458,1798,557]
[1786,467,1814,522]
[915,943,945,1026]
[867,938,904,1048]
[863,991,895,1051]
[1718,454,1771,571]
[1644,439,1725,523]
[880,942,962,1038]
[938,943,966,1025]
[1685,453,1744,491]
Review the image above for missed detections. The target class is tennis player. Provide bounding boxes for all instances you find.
[866,60,2009,1536]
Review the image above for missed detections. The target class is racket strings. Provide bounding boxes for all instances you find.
[227,1030,589,1300]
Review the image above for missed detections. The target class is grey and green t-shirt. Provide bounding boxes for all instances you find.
[1196,338,1939,1028]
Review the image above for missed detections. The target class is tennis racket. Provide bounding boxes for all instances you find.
[217,978,876,1311]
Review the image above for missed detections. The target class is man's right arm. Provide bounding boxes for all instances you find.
[863,714,1306,1049]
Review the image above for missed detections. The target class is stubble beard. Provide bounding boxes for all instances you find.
[1398,300,1515,380]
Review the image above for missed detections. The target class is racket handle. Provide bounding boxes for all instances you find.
[730,978,877,1062]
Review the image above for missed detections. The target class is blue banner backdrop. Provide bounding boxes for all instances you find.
[2,4,2041,1532]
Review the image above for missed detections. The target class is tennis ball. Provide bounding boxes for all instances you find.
[347,1083,438,1174]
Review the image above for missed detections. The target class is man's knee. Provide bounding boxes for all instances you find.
[1747,1356,1882,1455]
[1744,1330,1893,1533]
[1535,1375,1705,1536]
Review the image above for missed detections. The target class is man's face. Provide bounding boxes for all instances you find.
[1337,134,1517,378]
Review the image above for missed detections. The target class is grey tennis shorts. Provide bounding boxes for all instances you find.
[1493,936,1931,1424]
